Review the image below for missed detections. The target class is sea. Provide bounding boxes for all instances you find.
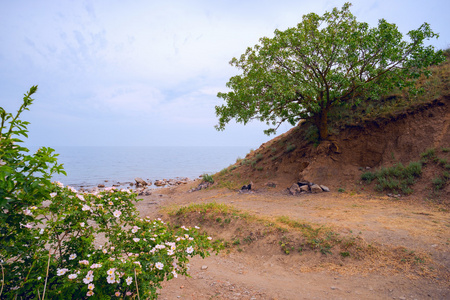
[31,146,252,190]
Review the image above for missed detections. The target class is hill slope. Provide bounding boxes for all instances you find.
[216,95,450,202]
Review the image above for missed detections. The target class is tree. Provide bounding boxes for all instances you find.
[215,3,445,140]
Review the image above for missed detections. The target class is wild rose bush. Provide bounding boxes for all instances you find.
[0,87,218,299]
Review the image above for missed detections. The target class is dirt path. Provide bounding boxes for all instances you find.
[135,183,450,299]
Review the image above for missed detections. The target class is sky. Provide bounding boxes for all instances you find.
[1,0,449,147]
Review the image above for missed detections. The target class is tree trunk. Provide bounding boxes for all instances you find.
[315,109,329,140]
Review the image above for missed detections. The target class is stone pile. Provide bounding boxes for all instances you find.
[288,181,330,195]
[189,181,212,192]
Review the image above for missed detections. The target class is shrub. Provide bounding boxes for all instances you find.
[0,87,217,299]
[361,161,422,194]
[201,173,214,183]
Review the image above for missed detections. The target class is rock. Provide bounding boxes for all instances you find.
[189,181,212,192]
[265,182,277,188]
[320,185,330,192]
[241,183,252,191]
[135,177,148,187]
[289,183,301,195]
[154,180,167,187]
[201,265,208,270]
[98,184,105,188]
[297,181,310,186]
[310,184,323,193]
[300,185,310,192]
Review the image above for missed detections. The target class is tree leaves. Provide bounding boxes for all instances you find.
[216,2,445,140]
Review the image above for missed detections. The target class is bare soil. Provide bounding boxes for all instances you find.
[135,183,449,300]
[132,97,449,299]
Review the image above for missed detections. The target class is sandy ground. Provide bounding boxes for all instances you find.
[134,183,449,300]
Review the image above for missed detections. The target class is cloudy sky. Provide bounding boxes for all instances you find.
[1,0,448,147]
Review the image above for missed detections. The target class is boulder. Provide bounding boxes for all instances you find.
[97,184,105,188]
[154,180,167,187]
[310,184,323,193]
[320,185,330,192]
[300,185,310,192]
[135,177,148,187]
[289,183,301,195]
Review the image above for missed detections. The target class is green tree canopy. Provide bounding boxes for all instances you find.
[215,2,445,140]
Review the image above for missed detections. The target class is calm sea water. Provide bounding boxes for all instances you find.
[37,146,251,189]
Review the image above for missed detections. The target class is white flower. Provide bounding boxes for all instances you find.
[23,223,33,229]
[30,206,37,210]
[113,210,121,218]
[83,274,94,284]
[86,290,94,297]
[172,270,178,278]
[107,268,116,276]
[88,283,95,290]
[23,208,32,216]
[195,226,200,229]
[56,268,69,276]
[77,194,85,201]
[102,249,108,254]
[155,244,165,249]
[90,263,102,269]
[107,275,115,284]
[50,192,57,198]
[39,228,44,235]
[69,186,77,193]
[80,222,85,227]
[82,204,91,211]
[131,226,140,233]
[126,276,132,286]
[79,260,89,265]
[133,238,140,243]
[69,254,77,260]
[155,262,164,270]
[186,246,194,254]
[54,181,64,188]
[207,237,212,240]
[68,274,77,279]
[167,249,174,256]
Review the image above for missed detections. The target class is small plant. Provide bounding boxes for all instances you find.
[340,251,350,257]
[202,173,214,183]
[421,148,436,160]
[232,238,241,246]
[338,188,345,193]
[433,176,446,190]
[286,143,296,153]
[255,153,264,161]
[361,171,377,183]
[441,147,450,153]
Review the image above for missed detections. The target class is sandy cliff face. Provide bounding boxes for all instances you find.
[228,96,449,200]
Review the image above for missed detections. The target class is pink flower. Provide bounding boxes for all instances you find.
[113,210,121,218]
[86,290,94,296]
[115,291,121,297]
[50,192,57,198]
[155,262,164,270]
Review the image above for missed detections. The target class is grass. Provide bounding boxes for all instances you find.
[165,203,435,277]
[362,147,450,196]
[361,161,422,194]
[202,173,214,183]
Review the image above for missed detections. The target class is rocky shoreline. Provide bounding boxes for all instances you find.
[75,176,197,195]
